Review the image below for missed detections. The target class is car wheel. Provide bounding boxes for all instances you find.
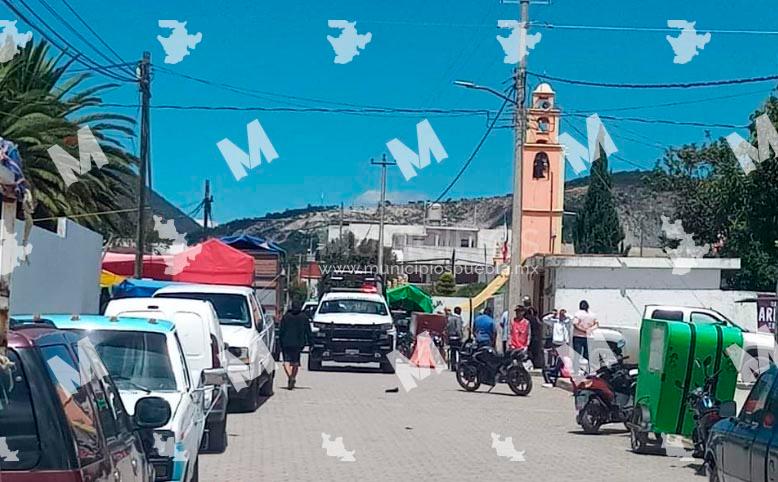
[190,457,199,482]
[259,372,274,396]
[233,380,260,412]
[308,353,322,371]
[203,417,228,453]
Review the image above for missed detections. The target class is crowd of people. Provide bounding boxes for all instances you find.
[443,297,600,374]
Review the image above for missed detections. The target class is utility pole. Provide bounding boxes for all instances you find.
[371,154,396,276]
[134,51,152,279]
[507,0,529,310]
[203,180,213,238]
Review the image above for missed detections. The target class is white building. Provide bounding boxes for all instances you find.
[327,221,510,284]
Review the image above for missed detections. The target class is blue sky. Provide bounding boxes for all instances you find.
[2,0,777,223]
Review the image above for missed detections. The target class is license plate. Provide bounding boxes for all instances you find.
[575,394,588,411]
[345,349,359,356]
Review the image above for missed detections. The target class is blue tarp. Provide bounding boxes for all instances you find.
[220,234,286,255]
[112,278,187,299]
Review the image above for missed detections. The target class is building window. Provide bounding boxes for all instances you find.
[533,152,549,179]
[460,238,470,248]
[538,117,550,133]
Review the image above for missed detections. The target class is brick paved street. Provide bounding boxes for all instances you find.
[201,357,701,482]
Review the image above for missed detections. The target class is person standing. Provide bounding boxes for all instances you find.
[499,309,510,353]
[473,307,496,348]
[523,296,544,368]
[279,298,313,390]
[509,306,531,351]
[572,300,598,372]
[445,307,464,369]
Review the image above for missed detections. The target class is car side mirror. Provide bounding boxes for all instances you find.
[201,368,228,387]
[719,400,737,418]
[134,397,172,429]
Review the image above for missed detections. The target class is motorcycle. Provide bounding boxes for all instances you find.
[397,331,413,358]
[574,345,638,434]
[689,362,724,459]
[456,341,533,396]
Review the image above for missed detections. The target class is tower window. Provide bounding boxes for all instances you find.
[533,152,549,179]
[538,117,551,133]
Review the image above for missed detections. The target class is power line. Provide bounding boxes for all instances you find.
[35,0,135,78]
[529,71,778,90]
[434,89,514,203]
[568,89,774,114]
[2,0,135,82]
[534,22,778,36]
[59,0,131,68]
[496,112,747,129]
[99,102,492,118]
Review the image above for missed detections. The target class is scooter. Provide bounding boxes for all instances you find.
[573,345,638,434]
[456,341,533,396]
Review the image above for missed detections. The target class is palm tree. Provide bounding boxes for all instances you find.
[0,41,138,234]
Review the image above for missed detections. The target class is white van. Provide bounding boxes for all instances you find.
[153,284,276,412]
[104,297,231,453]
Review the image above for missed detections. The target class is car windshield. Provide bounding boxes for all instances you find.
[157,292,251,327]
[0,350,40,470]
[80,330,178,391]
[319,299,388,315]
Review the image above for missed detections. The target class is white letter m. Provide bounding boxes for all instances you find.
[217,119,279,180]
[47,126,109,187]
[386,119,448,181]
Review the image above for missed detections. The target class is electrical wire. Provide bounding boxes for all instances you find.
[35,0,135,78]
[528,71,778,90]
[2,0,135,82]
[98,102,492,118]
[59,0,131,68]
[433,89,514,203]
[535,22,778,36]
[568,89,774,114]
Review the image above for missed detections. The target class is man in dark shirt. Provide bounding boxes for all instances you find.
[523,296,544,368]
[279,299,313,390]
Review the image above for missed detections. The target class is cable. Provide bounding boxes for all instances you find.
[434,89,513,202]
[60,0,130,67]
[568,89,774,114]
[496,112,748,129]
[535,22,778,36]
[98,102,492,118]
[529,71,778,90]
[2,0,135,82]
[36,0,135,78]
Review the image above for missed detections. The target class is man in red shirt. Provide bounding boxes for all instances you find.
[509,306,531,352]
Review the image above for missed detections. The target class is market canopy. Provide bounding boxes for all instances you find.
[386,284,434,313]
[112,278,181,298]
[100,270,126,288]
[102,239,255,286]
[221,234,286,255]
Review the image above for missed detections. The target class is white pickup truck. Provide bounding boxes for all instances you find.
[611,305,774,380]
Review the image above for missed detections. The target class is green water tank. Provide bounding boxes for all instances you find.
[635,318,742,437]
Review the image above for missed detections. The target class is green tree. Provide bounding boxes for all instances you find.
[573,148,625,254]
[0,42,137,235]
[435,271,456,296]
[648,96,778,291]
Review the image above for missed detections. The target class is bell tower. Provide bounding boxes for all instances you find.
[520,83,564,261]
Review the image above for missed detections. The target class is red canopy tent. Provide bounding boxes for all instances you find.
[102,239,255,286]
[173,239,254,286]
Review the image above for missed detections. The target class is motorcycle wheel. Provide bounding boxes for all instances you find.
[507,366,532,396]
[456,363,481,392]
[629,407,649,453]
[580,400,603,434]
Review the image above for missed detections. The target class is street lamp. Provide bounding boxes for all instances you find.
[454,78,525,313]
[453,80,517,106]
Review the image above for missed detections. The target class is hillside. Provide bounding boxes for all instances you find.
[200,170,676,255]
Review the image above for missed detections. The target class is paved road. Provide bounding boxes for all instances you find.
[201,357,701,482]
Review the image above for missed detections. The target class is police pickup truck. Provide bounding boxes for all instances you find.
[309,288,396,373]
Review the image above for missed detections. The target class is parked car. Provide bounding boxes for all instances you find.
[153,284,276,412]
[103,297,230,453]
[2,318,170,482]
[706,366,776,482]
[21,314,227,482]
[302,301,318,319]
[310,289,396,372]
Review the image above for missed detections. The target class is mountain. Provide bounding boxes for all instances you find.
[199,170,675,256]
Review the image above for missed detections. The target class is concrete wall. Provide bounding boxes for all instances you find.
[10,219,102,315]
